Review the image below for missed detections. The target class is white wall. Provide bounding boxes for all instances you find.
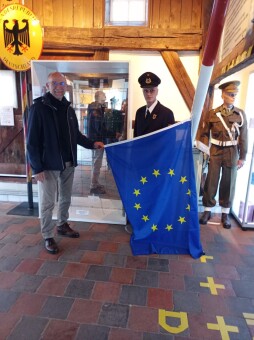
[109,50,200,134]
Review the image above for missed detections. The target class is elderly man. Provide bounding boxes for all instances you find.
[27,72,104,254]
[197,80,248,229]
[134,71,175,137]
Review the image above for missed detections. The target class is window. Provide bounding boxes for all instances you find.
[105,0,148,26]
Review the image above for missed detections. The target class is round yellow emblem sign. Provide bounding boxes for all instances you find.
[0,4,43,71]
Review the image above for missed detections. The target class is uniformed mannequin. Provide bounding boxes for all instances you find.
[197,81,248,229]
[134,72,175,137]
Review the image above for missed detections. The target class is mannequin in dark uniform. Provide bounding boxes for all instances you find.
[197,81,248,229]
[134,72,175,137]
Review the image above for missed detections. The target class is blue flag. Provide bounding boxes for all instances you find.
[105,120,203,259]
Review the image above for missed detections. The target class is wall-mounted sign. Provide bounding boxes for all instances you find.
[0,4,43,71]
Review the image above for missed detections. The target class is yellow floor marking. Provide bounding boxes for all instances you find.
[207,316,239,340]
[200,276,225,295]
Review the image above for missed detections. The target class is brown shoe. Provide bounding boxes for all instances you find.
[199,211,211,224]
[57,222,80,238]
[221,213,231,229]
[45,238,59,254]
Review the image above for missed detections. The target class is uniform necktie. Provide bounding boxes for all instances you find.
[145,109,150,118]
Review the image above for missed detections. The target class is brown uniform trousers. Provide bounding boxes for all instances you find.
[198,105,248,209]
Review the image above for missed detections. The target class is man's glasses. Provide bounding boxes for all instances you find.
[49,81,66,86]
[225,92,237,98]
[143,88,156,94]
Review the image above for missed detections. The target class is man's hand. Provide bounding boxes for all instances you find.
[34,171,45,182]
[237,159,245,170]
[94,141,104,149]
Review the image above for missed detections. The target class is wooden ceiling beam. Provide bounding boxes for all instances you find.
[161,51,195,111]
[43,27,202,51]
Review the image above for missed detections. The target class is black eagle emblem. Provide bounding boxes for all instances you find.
[3,19,30,56]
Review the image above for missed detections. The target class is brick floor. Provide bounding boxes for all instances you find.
[0,201,254,339]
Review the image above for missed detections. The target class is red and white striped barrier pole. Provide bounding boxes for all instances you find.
[191,0,230,143]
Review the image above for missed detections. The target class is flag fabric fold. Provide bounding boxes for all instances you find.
[105,120,203,259]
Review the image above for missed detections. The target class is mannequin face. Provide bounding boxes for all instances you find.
[221,91,237,107]
[46,72,67,100]
[142,87,158,107]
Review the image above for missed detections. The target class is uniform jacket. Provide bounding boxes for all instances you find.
[134,101,175,137]
[198,104,248,161]
[27,92,95,175]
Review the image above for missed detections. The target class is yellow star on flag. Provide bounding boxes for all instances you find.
[186,189,191,196]
[186,204,190,211]
[180,176,187,184]
[140,176,148,185]
[151,224,158,231]
[165,224,173,231]
[178,216,186,224]
[152,169,160,177]
[168,169,175,176]
[142,215,149,222]
[133,189,140,197]
[134,203,141,210]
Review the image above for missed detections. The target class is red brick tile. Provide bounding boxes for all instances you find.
[81,250,105,264]
[169,260,193,276]
[90,223,109,232]
[98,241,119,253]
[15,258,44,274]
[37,277,70,296]
[10,292,46,315]
[68,299,102,323]
[109,328,142,340]
[111,233,130,243]
[43,319,79,340]
[18,234,41,246]
[110,267,135,284]
[199,293,229,316]
[0,312,21,339]
[126,256,147,270]
[0,272,23,289]
[147,288,173,309]
[92,282,121,302]
[159,272,185,290]
[0,243,24,257]
[128,306,159,332]
[62,262,88,278]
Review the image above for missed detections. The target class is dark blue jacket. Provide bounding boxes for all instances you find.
[134,101,175,137]
[27,93,95,175]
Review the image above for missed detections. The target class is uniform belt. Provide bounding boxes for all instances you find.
[211,138,238,147]
[65,161,73,167]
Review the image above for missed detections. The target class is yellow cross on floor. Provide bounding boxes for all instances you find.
[200,276,225,295]
[207,316,239,340]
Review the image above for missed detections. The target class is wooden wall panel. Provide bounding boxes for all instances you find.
[62,0,74,27]
[170,0,181,29]
[83,0,94,28]
[73,0,85,28]
[160,0,172,28]
[52,0,63,27]
[150,0,160,29]
[181,0,192,29]
[93,0,104,28]
[191,0,202,28]
[43,0,54,26]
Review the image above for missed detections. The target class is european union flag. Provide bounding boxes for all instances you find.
[105,120,203,259]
